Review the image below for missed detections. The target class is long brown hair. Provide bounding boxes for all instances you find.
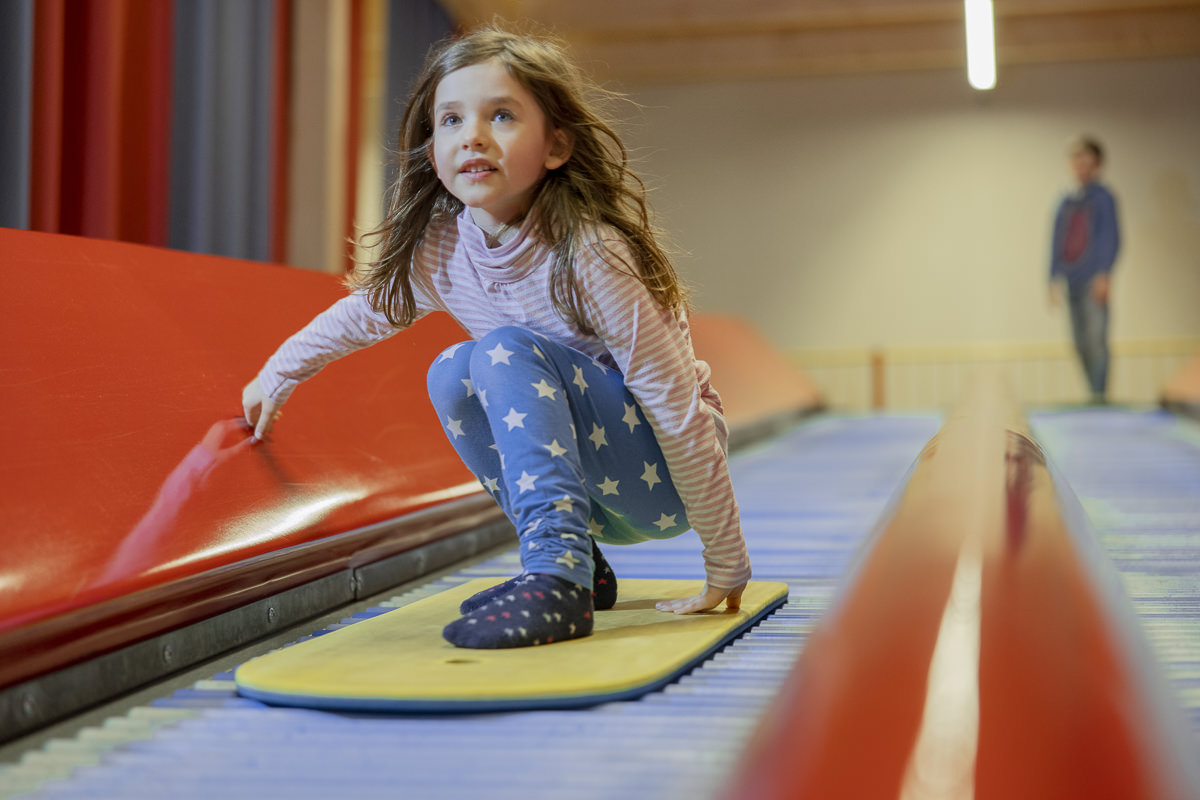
[352,27,687,334]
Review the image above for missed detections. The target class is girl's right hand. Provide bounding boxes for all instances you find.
[242,377,282,441]
[655,582,746,615]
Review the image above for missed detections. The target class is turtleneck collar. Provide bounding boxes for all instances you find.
[455,206,543,282]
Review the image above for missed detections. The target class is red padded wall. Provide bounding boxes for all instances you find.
[0,228,478,645]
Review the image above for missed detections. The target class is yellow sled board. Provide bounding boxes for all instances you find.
[235,578,789,712]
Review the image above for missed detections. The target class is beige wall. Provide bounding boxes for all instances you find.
[622,58,1200,356]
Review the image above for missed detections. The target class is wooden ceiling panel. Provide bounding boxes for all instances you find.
[438,0,1200,83]
[520,0,964,37]
[999,7,1200,65]
[572,20,968,84]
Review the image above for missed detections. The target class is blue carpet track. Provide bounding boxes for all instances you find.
[9,410,1198,798]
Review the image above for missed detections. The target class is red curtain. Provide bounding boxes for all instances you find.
[270,0,292,264]
[30,0,172,246]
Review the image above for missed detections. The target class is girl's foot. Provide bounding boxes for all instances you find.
[443,574,593,649]
[458,539,618,614]
[592,539,617,609]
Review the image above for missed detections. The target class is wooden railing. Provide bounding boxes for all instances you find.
[794,338,1200,411]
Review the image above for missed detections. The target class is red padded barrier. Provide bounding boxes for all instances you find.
[0,228,482,687]
[687,314,822,428]
[1163,350,1200,408]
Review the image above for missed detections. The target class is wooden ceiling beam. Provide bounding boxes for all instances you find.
[524,0,962,37]
[1000,6,1200,65]
[442,0,1200,37]
[573,7,1200,84]
[438,0,526,28]
[569,20,966,84]
[436,0,1200,83]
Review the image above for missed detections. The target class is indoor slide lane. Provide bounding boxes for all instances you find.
[1033,407,1200,755]
[0,415,939,800]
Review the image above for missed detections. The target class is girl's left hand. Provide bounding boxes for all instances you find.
[656,582,746,615]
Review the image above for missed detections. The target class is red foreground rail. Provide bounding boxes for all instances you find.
[724,374,1197,800]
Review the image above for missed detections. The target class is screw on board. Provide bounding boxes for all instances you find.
[20,691,37,721]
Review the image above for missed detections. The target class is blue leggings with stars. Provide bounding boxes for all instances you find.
[426,326,689,588]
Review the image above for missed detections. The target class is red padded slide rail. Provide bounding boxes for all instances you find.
[1162,350,1200,416]
[0,227,826,700]
[722,373,1197,800]
[0,228,486,689]
[687,314,822,430]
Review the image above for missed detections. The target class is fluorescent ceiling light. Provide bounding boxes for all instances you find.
[965,0,996,90]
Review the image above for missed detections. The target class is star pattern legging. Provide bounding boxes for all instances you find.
[426,326,689,587]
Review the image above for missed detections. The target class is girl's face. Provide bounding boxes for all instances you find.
[430,59,570,233]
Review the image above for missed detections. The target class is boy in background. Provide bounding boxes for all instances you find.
[1050,135,1121,404]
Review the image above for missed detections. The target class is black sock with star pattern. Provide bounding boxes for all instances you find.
[459,538,617,615]
[591,539,617,610]
[443,573,594,649]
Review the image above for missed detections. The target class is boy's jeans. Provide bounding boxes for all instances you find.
[1067,284,1110,398]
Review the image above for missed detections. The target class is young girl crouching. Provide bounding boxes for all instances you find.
[242,27,750,649]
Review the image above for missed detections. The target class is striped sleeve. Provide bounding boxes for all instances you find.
[578,243,751,588]
[257,292,405,404]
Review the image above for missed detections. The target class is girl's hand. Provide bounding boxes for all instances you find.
[242,377,282,441]
[656,582,746,615]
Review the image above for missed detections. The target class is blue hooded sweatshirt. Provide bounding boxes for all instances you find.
[1050,182,1120,293]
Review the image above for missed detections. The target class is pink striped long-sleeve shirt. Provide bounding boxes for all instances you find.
[259,207,750,588]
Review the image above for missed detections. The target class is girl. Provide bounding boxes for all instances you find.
[242,28,750,649]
